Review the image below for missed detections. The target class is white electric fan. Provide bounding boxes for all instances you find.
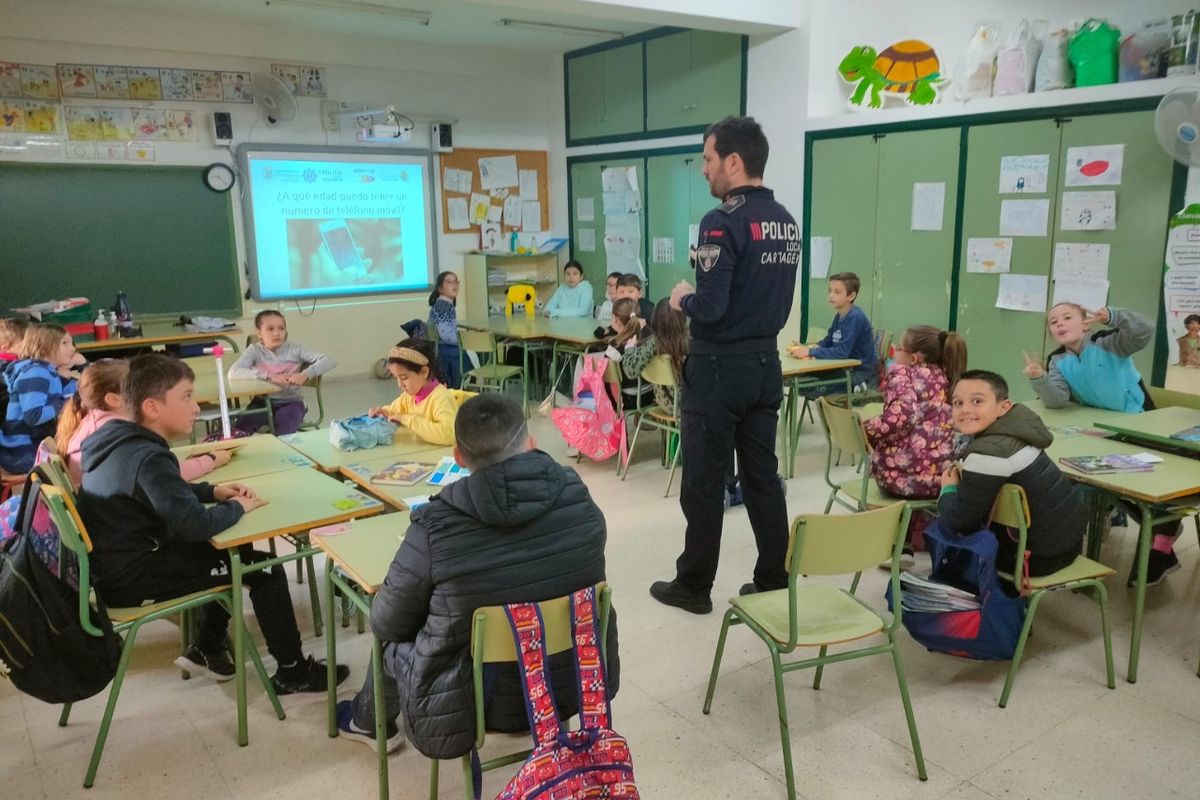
[1155,85,1200,167]
[251,71,298,127]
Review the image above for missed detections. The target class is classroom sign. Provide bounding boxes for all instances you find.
[1164,203,1200,365]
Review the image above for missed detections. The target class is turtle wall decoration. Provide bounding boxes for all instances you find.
[837,40,948,109]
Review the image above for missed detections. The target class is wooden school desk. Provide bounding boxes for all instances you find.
[172,435,315,483]
[1093,406,1200,454]
[315,513,409,800]
[779,353,861,478]
[339,447,455,511]
[183,356,280,405]
[209,468,385,745]
[280,427,449,472]
[75,321,242,353]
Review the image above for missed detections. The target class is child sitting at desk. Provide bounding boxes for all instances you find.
[227,309,335,434]
[1024,303,1180,586]
[55,358,230,486]
[77,353,346,692]
[0,317,28,362]
[595,271,622,324]
[938,370,1086,577]
[368,338,460,446]
[543,260,594,319]
[788,271,877,392]
[1,323,86,475]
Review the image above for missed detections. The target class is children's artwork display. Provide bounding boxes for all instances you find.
[837,39,947,109]
[95,65,129,98]
[191,69,223,101]
[995,273,1048,313]
[1060,191,1116,231]
[127,67,163,100]
[299,65,326,97]
[20,64,59,99]
[965,237,1013,273]
[998,154,1049,193]
[57,64,96,98]
[159,68,193,101]
[22,100,58,133]
[221,71,252,103]
[0,61,21,98]
[1064,144,1124,186]
[270,64,302,96]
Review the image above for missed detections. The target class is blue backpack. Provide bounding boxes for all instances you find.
[887,521,1026,661]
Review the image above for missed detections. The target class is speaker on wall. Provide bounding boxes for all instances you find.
[212,111,233,146]
[432,121,453,153]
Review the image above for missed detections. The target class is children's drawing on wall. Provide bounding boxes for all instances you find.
[1064,144,1124,187]
[0,61,21,98]
[165,109,195,141]
[99,107,134,140]
[20,64,59,100]
[998,154,1049,194]
[299,66,326,97]
[66,106,101,140]
[160,68,193,101]
[132,108,167,140]
[127,67,163,100]
[57,64,96,97]
[838,40,946,109]
[95,65,129,99]
[221,71,252,103]
[22,100,58,133]
[0,100,24,132]
[191,69,223,101]
[271,64,302,96]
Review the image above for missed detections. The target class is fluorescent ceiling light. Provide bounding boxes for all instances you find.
[498,19,623,40]
[265,0,431,24]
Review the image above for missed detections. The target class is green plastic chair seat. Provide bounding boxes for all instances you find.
[646,406,676,424]
[998,556,1115,591]
[467,364,522,381]
[838,478,896,508]
[731,585,884,647]
[107,587,233,624]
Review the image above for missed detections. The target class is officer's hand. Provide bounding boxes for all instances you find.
[669,280,694,311]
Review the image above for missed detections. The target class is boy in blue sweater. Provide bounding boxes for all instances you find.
[789,271,877,390]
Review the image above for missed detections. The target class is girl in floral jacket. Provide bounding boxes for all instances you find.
[864,325,967,499]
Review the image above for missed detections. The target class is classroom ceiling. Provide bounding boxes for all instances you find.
[33,0,674,52]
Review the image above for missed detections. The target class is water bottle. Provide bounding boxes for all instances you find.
[113,290,132,323]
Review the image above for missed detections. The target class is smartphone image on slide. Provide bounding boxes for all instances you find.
[319,218,366,273]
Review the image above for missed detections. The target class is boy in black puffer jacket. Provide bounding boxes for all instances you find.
[336,393,618,758]
[937,370,1085,577]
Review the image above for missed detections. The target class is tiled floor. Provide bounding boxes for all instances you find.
[5,376,1200,799]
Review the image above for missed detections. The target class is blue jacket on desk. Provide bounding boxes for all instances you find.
[811,305,877,388]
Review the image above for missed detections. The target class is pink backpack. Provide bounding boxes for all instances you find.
[492,587,638,800]
[551,355,623,462]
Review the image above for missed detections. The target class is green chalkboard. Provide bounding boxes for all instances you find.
[0,162,241,316]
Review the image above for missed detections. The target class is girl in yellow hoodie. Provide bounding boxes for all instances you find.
[367,339,461,446]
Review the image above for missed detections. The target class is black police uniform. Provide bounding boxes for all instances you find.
[675,185,800,595]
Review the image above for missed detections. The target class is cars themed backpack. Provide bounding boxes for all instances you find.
[492,586,638,800]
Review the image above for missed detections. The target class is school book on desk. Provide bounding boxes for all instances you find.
[1170,425,1200,442]
[370,461,436,486]
[1058,453,1162,474]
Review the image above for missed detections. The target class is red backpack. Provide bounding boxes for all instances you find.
[493,586,638,800]
[550,355,623,462]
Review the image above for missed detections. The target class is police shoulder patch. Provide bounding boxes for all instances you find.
[696,243,721,272]
[718,194,746,214]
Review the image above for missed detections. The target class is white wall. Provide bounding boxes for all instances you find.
[2,0,565,377]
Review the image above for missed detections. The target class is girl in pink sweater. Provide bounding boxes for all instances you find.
[54,359,229,486]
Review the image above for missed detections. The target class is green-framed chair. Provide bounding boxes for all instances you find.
[620,355,681,496]
[990,483,1116,707]
[703,503,925,799]
[40,483,285,788]
[458,328,526,415]
[427,584,613,800]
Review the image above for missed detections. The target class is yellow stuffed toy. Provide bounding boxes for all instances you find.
[506,284,537,317]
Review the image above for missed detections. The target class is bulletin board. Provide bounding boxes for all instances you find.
[438,147,550,234]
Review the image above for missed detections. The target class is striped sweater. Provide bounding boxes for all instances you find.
[1,359,78,473]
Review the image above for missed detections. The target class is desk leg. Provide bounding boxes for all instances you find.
[230,547,248,746]
[326,557,338,738]
[372,633,389,800]
[845,367,852,399]
[782,381,795,480]
[1127,503,1154,684]
[521,343,530,417]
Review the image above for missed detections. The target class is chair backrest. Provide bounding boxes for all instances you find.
[989,483,1031,576]
[458,328,497,358]
[640,354,677,388]
[247,333,261,347]
[817,396,869,460]
[469,583,611,747]
[1147,385,1200,411]
[603,358,622,385]
[38,482,104,637]
[874,328,892,362]
[787,502,908,577]
[39,453,76,496]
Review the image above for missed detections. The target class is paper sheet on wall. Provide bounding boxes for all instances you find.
[625,190,642,212]
[468,193,491,226]
[518,169,538,200]
[521,201,541,232]
[1052,243,1110,281]
[1064,144,1124,187]
[998,154,1050,194]
[446,197,469,230]
[502,195,522,227]
[652,237,675,263]
[486,204,502,224]
[478,155,518,190]
[810,236,833,279]
[688,224,700,248]
[1053,278,1110,309]
[578,227,596,252]
[576,197,594,222]
[910,182,945,231]
[965,237,1012,273]
[995,274,1048,313]
[601,166,635,193]
[1060,191,1116,231]
[443,167,472,194]
[999,199,1050,237]
[602,191,625,215]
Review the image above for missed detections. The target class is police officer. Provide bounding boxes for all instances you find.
[650,116,800,614]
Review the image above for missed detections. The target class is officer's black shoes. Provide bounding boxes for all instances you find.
[738,582,759,596]
[650,580,712,614]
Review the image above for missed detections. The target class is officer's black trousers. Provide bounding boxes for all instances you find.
[676,350,789,594]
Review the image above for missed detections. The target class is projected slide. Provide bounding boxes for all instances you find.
[240,148,437,301]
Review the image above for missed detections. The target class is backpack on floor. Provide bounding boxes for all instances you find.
[487,586,638,800]
[886,520,1026,661]
[0,474,121,702]
[551,355,622,462]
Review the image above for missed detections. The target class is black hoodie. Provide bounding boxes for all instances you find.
[77,419,244,593]
[368,448,617,760]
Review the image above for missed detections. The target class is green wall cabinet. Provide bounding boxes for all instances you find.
[645,30,743,133]
[566,46,645,143]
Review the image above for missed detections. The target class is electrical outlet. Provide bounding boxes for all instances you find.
[320,100,340,132]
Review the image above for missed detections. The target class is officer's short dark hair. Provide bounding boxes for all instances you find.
[455,394,529,469]
[829,271,860,298]
[704,116,769,179]
[617,273,643,290]
[125,353,195,423]
[953,369,1009,402]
